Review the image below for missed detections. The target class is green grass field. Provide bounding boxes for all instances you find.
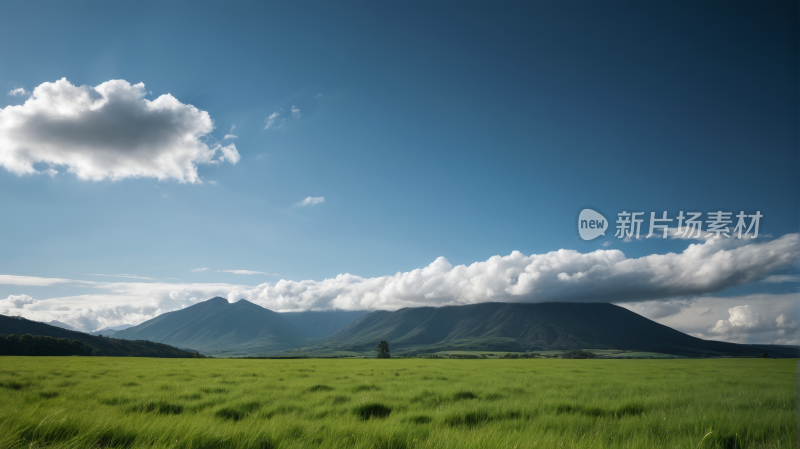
[0,357,793,448]
[432,350,684,358]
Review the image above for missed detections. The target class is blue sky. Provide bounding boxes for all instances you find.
[0,1,797,342]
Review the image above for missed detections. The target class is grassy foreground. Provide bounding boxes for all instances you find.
[0,357,793,449]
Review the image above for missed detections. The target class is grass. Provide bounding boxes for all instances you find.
[433,349,685,358]
[0,357,793,448]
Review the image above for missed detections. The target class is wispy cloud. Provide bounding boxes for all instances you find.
[217,270,278,276]
[265,105,302,130]
[0,275,96,287]
[7,87,29,97]
[191,268,210,272]
[264,112,281,130]
[86,274,155,280]
[761,275,799,283]
[223,125,238,140]
[298,196,325,206]
[314,93,323,99]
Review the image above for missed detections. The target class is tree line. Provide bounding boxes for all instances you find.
[0,334,89,356]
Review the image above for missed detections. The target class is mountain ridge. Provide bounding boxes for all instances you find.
[0,314,200,357]
[309,302,798,357]
[115,297,314,356]
[113,297,797,358]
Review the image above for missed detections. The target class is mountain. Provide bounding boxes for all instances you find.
[46,320,79,331]
[88,324,133,337]
[310,302,799,357]
[115,297,314,356]
[280,310,370,338]
[0,315,200,357]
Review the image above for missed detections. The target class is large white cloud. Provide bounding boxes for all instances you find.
[0,78,239,183]
[1,233,798,333]
[233,233,800,311]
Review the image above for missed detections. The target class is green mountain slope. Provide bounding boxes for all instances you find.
[311,302,798,357]
[115,297,313,356]
[280,310,370,338]
[0,315,199,357]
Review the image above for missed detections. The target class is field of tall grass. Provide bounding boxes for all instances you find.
[0,357,793,448]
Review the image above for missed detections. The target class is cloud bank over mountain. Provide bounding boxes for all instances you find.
[0,78,238,183]
[234,233,799,311]
[1,234,798,342]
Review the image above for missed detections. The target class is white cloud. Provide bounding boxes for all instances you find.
[223,125,238,140]
[2,233,798,335]
[689,304,800,345]
[314,93,323,99]
[0,283,241,331]
[601,241,612,247]
[0,294,35,310]
[0,78,239,183]
[264,112,280,129]
[217,270,277,276]
[208,180,218,186]
[776,314,795,328]
[625,293,800,345]
[191,268,210,272]
[87,273,155,280]
[265,105,302,130]
[219,144,240,164]
[7,88,29,97]
[0,275,93,286]
[708,305,766,334]
[228,232,799,312]
[761,275,799,283]
[299,196,325,206]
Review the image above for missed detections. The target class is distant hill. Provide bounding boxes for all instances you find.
[309,302,799,358]
[0,315,200,357]
[280,310,370,338]
[115,297,314,357]
[88,324,133,337]
[46,320,79,331]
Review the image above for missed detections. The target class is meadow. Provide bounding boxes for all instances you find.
[0,357,793,449]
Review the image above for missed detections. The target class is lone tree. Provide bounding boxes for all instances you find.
[376,340,390,358]
[561,349,596,359]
